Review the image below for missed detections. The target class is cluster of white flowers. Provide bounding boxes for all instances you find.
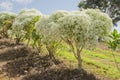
[83,9,113,37]
[58,11,92,47]
[57,9,112,48]
[49,10,69,22]
[35,15,60,46]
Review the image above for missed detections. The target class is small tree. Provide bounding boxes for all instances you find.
[107,29,120,72]
[58,9,112,70]
[35,11,69,61]
[0,12,16,38]
[35,15,61,63]
[12,9,41,44]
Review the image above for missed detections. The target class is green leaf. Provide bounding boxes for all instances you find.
[107,29,120,51]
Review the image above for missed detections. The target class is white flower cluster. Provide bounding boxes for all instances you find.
[49,10,69,22]
[57,9,112,48]
[58,11,92,47]
[35,15,60,45]
[83,9,113,37]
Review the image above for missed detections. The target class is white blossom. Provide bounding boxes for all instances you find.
[58,11,92,47]
[49,10,69,22]
[58,9,113,48]
[83,9,113,37]
[35,15,60,45]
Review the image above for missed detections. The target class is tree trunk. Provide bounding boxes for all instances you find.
[35,45,41,53]
[49,49,55,60]
[16,38,20,44]
[27,38,30,47]
[47,48,58,64]
[77,49,82,71]
[36,42,42,53]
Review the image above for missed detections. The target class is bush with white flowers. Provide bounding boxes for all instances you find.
[58,9,113,70]
[84,9,113,40]
[35,15,61,62]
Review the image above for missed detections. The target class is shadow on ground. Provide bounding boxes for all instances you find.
[0,47,33,61]
[22,68,98,80]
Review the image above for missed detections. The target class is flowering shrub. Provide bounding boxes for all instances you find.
[58,9,112,70]
[84,9,113,37]
[35,15,61,62]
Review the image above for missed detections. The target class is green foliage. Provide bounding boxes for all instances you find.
[25,16,40,39]
[107,29,120,50]
[107,29,120,73]
[25,16,40,46]
[11,9,41,44]
[31,29,43,52]
[0,12,16,37]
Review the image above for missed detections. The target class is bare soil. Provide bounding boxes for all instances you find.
[0,38,99,80]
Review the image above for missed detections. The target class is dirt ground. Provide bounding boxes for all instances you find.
[0,38,104,80]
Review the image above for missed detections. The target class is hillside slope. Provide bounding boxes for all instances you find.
[0,38,120,80]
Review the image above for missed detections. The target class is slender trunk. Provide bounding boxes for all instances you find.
[16,38,20,44]
[111,50,120,73]
[77,49,82,71]
[36,42,42,53]
[47,47,58,64]
[35,45,41,53]
[27,38,30,47]
[49,49,55,59]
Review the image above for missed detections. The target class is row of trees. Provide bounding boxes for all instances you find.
[0,9,113,70]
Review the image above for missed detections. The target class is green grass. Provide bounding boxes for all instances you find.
[56,46,120,79]
[83,49,120,63]
[96,48,120,57]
